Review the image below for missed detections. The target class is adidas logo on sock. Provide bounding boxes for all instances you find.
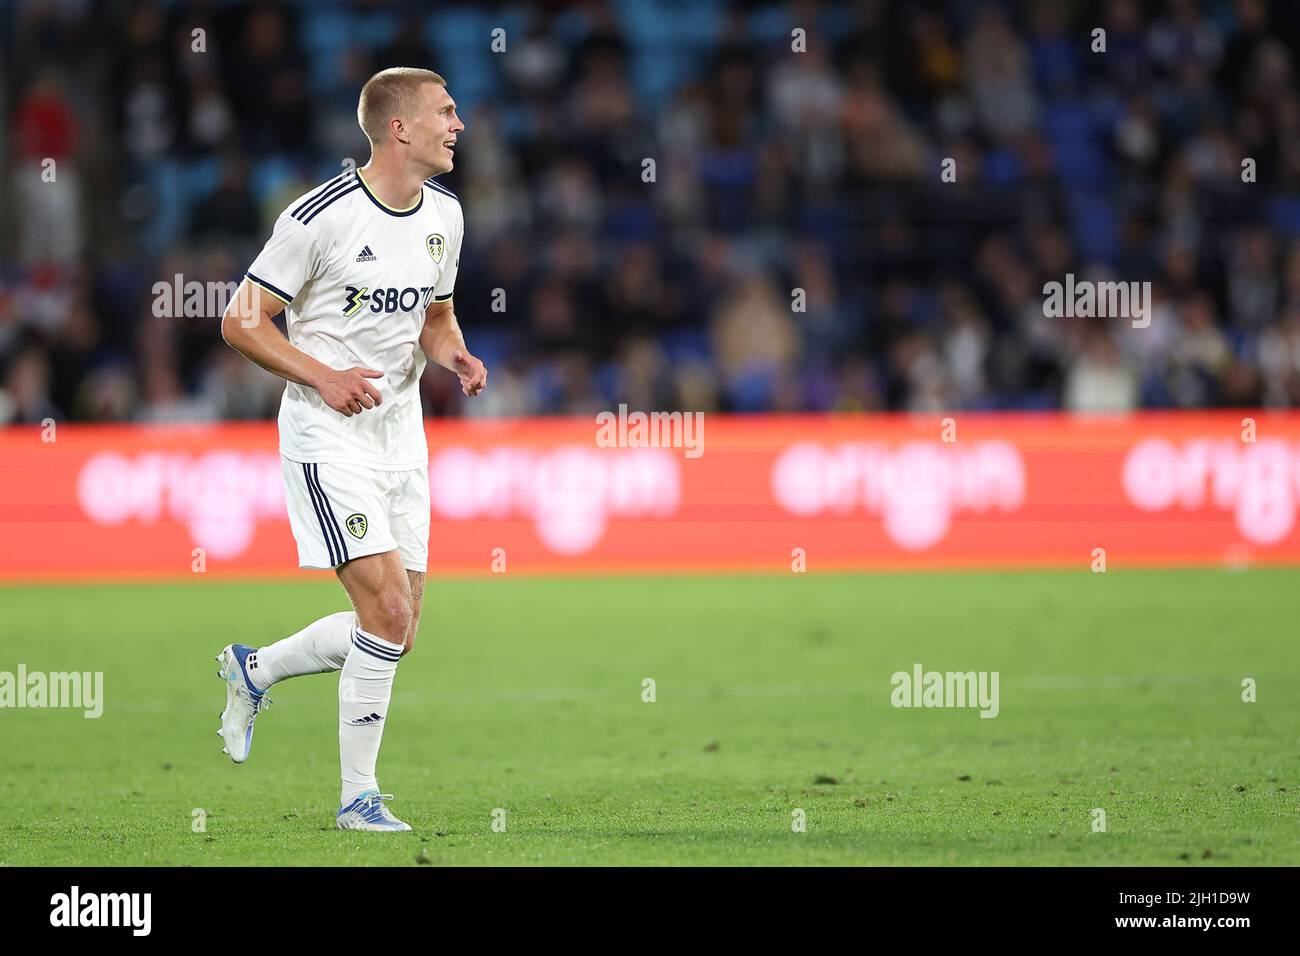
[348,712,384,725]
[356,245,377,262]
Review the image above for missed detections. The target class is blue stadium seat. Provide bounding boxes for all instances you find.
[981,148,1024,187]
[1268,197,1300,237]
[184,157,223,203]
[660,327,711,363]
[593,360,623,401]
[461,327,513,371]
[249,157,303,207]
[1066,190,1120,264]
[1042,101,1108,188]
[726,367,777,412]
[142,160,186,255]
[299,8,354,94]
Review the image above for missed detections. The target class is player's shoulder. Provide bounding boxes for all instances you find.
[278,172,365,230]
[422,176,461,214]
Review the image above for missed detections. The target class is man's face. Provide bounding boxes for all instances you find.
[406,83,464,174]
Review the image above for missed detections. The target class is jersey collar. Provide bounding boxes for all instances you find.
[355,168,424,217]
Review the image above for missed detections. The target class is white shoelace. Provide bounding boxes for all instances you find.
[361,793,399,820]
[238,682,273,714]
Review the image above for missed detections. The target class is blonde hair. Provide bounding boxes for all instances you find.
[357,67,446,146]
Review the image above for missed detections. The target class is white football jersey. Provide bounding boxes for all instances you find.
[245,168,463,470]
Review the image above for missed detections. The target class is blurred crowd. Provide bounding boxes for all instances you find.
[4,0,1300,424]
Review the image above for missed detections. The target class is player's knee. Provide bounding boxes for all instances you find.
[372,585,414,643]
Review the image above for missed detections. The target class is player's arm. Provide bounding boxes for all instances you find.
[420,298,487,397]
[220,279,383,417]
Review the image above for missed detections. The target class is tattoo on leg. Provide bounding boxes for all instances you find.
[405,571,425,652]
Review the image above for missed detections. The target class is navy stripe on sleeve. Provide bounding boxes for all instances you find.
[246,272,296,305]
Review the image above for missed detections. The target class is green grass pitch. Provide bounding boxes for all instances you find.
[0,568,1296,866]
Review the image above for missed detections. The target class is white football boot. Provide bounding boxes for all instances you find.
[215,644,272,763]
[336,791,412,832]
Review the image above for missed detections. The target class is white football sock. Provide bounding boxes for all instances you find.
[338,626,404,807]
[247,611,355,691]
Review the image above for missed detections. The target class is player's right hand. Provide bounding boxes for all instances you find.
[315,367,384,416]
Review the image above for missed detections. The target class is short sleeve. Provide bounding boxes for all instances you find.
[246,213,321,306]
[432,202,464,302]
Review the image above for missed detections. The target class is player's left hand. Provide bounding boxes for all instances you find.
[452,349,487,397]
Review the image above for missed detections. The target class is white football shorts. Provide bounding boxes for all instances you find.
[280,456,429,573]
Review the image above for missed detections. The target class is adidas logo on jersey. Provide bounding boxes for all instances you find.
[355,245,377,262]
[348,712,384,726]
